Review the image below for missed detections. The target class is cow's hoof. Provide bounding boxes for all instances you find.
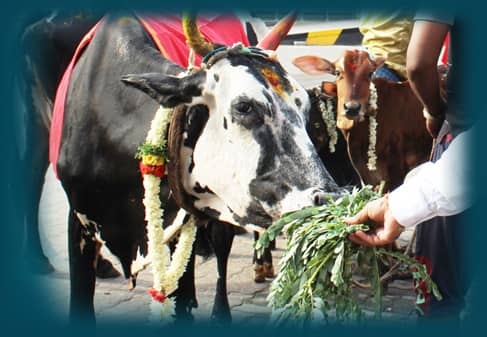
[96,257,121,279]
[263,262,275,278]
[254,264,266,283]
[29,255,55,274]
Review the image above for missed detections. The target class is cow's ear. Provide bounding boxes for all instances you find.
[292,55,335,75]
[121,71,206,107]
[321,81,337,97]
[373,56,386,69]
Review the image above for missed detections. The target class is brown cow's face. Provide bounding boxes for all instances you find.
[335,50,379,130]
[293,50,385,131]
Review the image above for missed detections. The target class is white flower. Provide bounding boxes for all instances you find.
[149,297,175,324]
[367,116,378,171]
[141,105,197,324]
[367,83,378,171]
[319,97,338,153]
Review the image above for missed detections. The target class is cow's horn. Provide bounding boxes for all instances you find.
[182,13,215,57]
[257,11,297,50]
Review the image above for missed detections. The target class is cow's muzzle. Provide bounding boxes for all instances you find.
[344,102,361,119]
[312,189,328,206]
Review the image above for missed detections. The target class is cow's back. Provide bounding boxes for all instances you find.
[57,14,184,274]
[58,14,183,182]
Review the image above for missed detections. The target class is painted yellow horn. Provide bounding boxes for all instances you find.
[257,11,297,50]
[182,13,215,57]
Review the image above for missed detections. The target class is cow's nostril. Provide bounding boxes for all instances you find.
[312,190,328,206]
[344,102,361,117]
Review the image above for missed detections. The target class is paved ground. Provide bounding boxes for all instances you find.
[37,166,417,327]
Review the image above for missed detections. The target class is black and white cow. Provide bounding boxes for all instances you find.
[50,13,342,323]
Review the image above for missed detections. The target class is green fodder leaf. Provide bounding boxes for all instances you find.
[330,246,344,287]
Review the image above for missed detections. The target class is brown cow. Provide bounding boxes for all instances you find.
[293,50,433,191]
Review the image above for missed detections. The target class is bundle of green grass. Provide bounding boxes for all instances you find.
[255,186,441,325]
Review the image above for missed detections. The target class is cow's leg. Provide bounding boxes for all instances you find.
[253,232,274,282]
[209,221,234,323]
[262,245,275,279]
[173,249,197,322]
[67,209,100,324]
[95,255,120,279]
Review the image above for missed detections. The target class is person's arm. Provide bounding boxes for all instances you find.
[347,126,474,246]
[407,20,450,137]
[388,126,473,227]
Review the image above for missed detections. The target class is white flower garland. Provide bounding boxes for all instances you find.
[318,83,378,170]
[319,97,338,153]
[367,83,378,171]
[142,106,197,324]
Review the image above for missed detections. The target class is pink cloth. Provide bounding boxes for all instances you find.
[49,15,249,177]
[49,20,103,177]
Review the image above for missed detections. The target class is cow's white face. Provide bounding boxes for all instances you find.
[123,48,341,228]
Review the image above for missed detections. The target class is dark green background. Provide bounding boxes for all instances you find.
[1,0,483,336]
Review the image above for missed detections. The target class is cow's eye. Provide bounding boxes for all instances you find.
[235,101,253,114]
[334,70,341,77]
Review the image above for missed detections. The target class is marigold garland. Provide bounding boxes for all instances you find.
[140,105,197,324]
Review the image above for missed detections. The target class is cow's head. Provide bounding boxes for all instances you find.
[122,30,341,229]
[293,50,385,131]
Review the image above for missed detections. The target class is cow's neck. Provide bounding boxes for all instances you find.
[166,104,209,221]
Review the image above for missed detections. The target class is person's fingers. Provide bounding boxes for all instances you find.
[382,219,405,242]
[349,231,378,246]
[353,229,398,247]
[344,206,370,225]
[348,232,369,246]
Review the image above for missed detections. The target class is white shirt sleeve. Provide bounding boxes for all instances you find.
[388,125,475,227]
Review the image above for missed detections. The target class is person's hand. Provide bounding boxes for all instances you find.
[344,195,405,246]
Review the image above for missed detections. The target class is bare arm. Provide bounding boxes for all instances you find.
[407,20,450,136]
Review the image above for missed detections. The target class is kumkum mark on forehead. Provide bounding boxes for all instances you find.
[260,67,286,97]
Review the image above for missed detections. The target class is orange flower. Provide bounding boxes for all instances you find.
[148,288,166,303]
[142,154,164,166]
[140,162,165,177]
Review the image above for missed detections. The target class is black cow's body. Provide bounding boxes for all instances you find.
[47,13,342,323]
[21,16,352,320]
[19,11,106,274]
[19,12,282,323]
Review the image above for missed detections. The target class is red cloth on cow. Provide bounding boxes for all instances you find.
[137,14,249,67]
[49,20,103,178]
[49,15,249,178]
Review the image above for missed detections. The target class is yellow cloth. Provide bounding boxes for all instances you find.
[360,13,413,79]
